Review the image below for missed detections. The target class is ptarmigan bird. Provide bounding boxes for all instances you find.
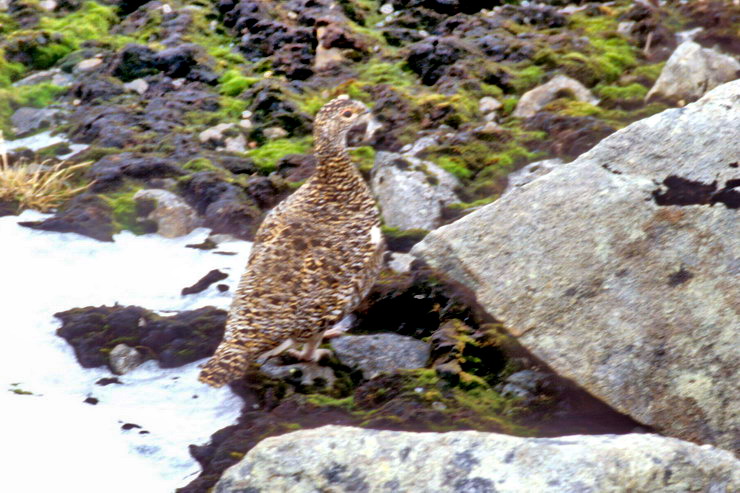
[199,96,384,387]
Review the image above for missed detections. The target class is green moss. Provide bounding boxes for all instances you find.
[500,97,519,116]
[0,82,67,135]
[632,62,665,83]
[0,50,25,87]
[219,69,259,97]
[349,145,375,174]
[103,188,149,235]
[433,156,474,180]
[358,60,416,87]
[18,2,120,69]
[561,13,637,85]
[508,64,546,93]
[183,158,219,173]
[247,137,312,173]
[594,83,648,103]
[40,2,117,39]
[305,394,356,410]
[398,368,529,434]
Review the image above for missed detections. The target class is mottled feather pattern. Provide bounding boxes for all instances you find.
[200,98,384,387]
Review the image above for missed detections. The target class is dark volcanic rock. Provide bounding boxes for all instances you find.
[246,81,311,134]
[56,305,227,370]
[19,193,115,242]
[70,75,126,104]
[154,43,201,78]
[524,112,616,160]
[110,43,159,82]
[69,105,139,147]
[178,172,262,240]
[272,42,314,80]
[391,0,500,16]
[181,269,229,296]
[88,153,185,190]
[276,153,316,182]
[407,36,465,85]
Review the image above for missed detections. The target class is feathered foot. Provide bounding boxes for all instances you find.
[287,332,332,362]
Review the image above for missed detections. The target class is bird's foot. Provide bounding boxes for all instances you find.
[287,346,332,363]
[321,327,346,339]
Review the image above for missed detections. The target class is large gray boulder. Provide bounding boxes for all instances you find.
[646,41,740,103]
[331,333,430,379]
[412,81,740,452]
[371,151,460,230]
[215,426,740,493]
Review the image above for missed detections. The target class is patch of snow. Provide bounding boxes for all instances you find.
[2,130,66,151]
[0,210,252,491]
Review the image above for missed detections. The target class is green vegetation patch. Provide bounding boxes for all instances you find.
[0,82,67,135]
[247,137,312,174]
[102,188,151,235]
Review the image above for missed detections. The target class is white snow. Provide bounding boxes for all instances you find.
[0,210,252,492]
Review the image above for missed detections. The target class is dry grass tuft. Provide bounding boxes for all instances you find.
[0,131,92,212]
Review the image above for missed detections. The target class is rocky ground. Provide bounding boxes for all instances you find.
[1,0,738,491]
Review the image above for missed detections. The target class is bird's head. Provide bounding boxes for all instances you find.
[313,96,380,150]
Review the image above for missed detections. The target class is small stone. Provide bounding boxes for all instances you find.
[241,110,253,119]
[617,21,635,36]
[39,0,56,11]
[123,78,149,95]
[74,57,103,73]
[388,252,415,274]
[199,123,236,144]
[133,189,201,238]
[262,126,288,140]
[478,96,502,114]
[675,27,703,45]
[109,344,144,375]
[12,69,74,88]
[476,121,502,134]
[224,134,247,153]
[513,75,600,118]
[238,119,253,131]
[380,3,394,15]
[331,333,430,380]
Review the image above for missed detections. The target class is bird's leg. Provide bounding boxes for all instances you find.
[287,331,332,362]
[256,338,297,364]
[321,327,346,339]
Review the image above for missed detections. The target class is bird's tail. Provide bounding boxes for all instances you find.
[199,347,250,388]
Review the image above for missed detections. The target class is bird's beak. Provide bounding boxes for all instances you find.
[363,112,383,142]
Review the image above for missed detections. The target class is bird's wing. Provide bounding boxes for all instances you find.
[230,190,383,344]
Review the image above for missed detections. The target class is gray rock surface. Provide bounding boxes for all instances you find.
[133,189,201,238]
[260,361,336,387]
[412,81,740,452]
[371,151,460,230]
[503,158,563,195]
[11,69,74,87]
[109,344,144,375]
[513,75,599,118]
[215,425,740,493]
[646,41,740,103]
[11,107,64,136]
[331,333,430,379]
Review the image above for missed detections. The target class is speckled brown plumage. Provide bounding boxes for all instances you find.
[199,97,384,387]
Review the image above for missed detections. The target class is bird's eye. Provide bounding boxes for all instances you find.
[342,110,353,118]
